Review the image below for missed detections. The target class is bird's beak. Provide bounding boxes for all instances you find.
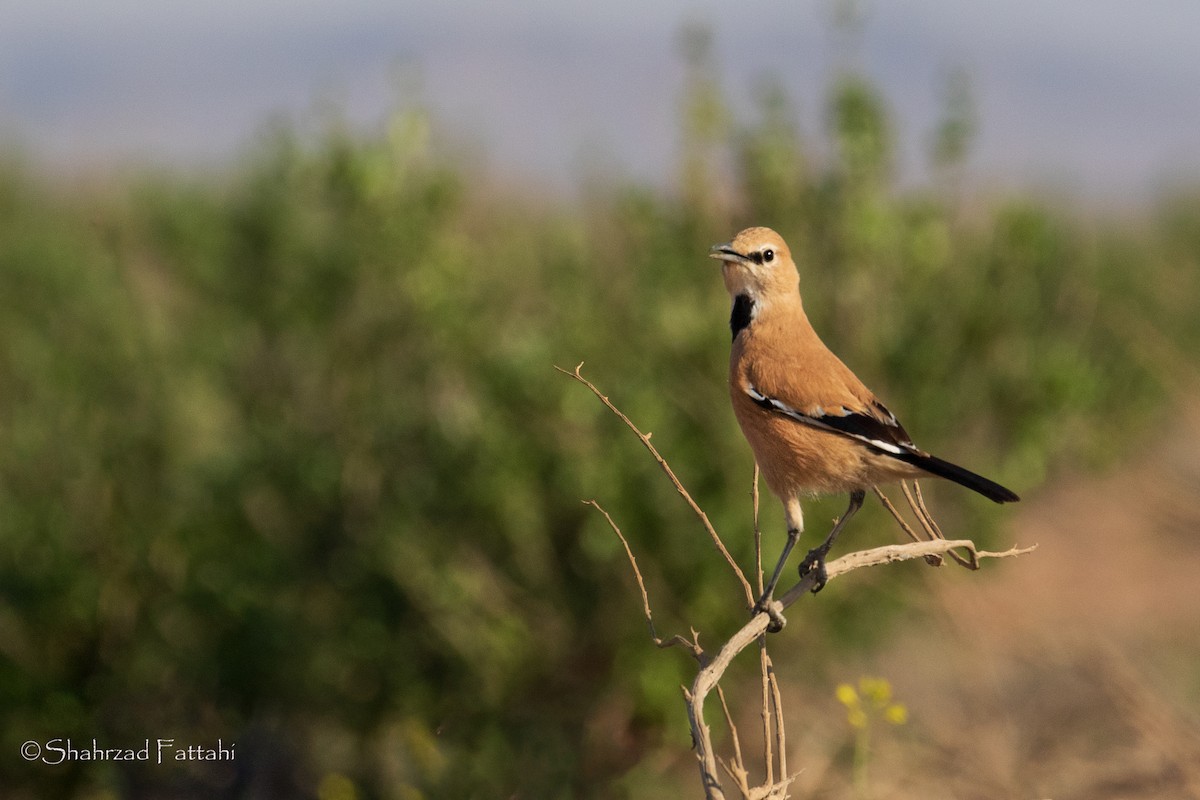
[709,243,747,264]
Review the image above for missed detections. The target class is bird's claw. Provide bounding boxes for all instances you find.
[799,547,829,593]
[752,597,787,633]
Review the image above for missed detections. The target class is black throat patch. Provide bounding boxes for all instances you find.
[730,294,755,340]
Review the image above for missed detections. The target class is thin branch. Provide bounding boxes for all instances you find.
[752,464,763,596]
[753,464,774,789]
[873,485,922,544]
[558,363,754,605]
[873,485,943,566]
[777,539,1036,609]
[911,481,943,538]
[758,643,774,788]
[902,480,974,568]
[769,666,787,782]
[901,481,939,541]
[585,499,705,661]
[685,684,727,800]
[912,481,976,568]
[716,754,744,799]
[717,685,751,798]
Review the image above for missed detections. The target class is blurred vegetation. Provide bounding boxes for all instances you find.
[2,26,1200,800]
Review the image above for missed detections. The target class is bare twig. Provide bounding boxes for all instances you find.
[769,666,787,783]
[873,485,943,566]
[873,485,922,545]
[684,683,725,800]
[559,363,754,605]
[585,499,705,660]
[752,465,763,596]
[717,686,752,797]
[911,481,943,538]
[758,644,774,788]
[901,481,939,541]
[752,464,776,788]
[902,480,975,568]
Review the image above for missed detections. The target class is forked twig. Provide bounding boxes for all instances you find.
[585,499,705,660]
[558,364,754,605]
[902,480,975,568]
[873,485,943,566]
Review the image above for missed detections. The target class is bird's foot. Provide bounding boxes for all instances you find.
[752,596,787,633]
[798,547,829,593]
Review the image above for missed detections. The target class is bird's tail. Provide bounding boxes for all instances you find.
[900,452,1020,503]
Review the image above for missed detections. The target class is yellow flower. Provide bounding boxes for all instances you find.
[884,703,908,726]
[858,677,893,708]
[836,677,907,730]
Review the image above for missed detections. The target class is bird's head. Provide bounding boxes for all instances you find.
[708,227,799,303]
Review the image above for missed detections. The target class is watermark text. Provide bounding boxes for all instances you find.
[21,738,235,765]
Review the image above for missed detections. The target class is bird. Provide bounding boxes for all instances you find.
[709,226,1018,630]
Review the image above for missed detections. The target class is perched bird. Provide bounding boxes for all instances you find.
[709,227,1018,628]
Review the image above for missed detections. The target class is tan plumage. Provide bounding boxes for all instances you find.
[710,226,1017,626]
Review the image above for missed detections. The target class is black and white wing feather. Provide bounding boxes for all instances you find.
[746,385,1019,503]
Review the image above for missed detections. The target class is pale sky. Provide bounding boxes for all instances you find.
[3,1,1199,201]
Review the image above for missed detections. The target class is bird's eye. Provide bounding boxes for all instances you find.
[762,249,774,263]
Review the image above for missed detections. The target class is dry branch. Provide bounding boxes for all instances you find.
[559,364,754,605]
[586,499,705,660]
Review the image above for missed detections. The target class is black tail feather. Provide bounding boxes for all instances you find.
[898,452,1020,504]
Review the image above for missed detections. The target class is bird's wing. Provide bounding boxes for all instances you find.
[745,381,1020,503]
[744,383,924,458]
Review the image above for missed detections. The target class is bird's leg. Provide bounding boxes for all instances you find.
[799,490,866,593]
[754,527,800,631]
[753,497,804,632]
